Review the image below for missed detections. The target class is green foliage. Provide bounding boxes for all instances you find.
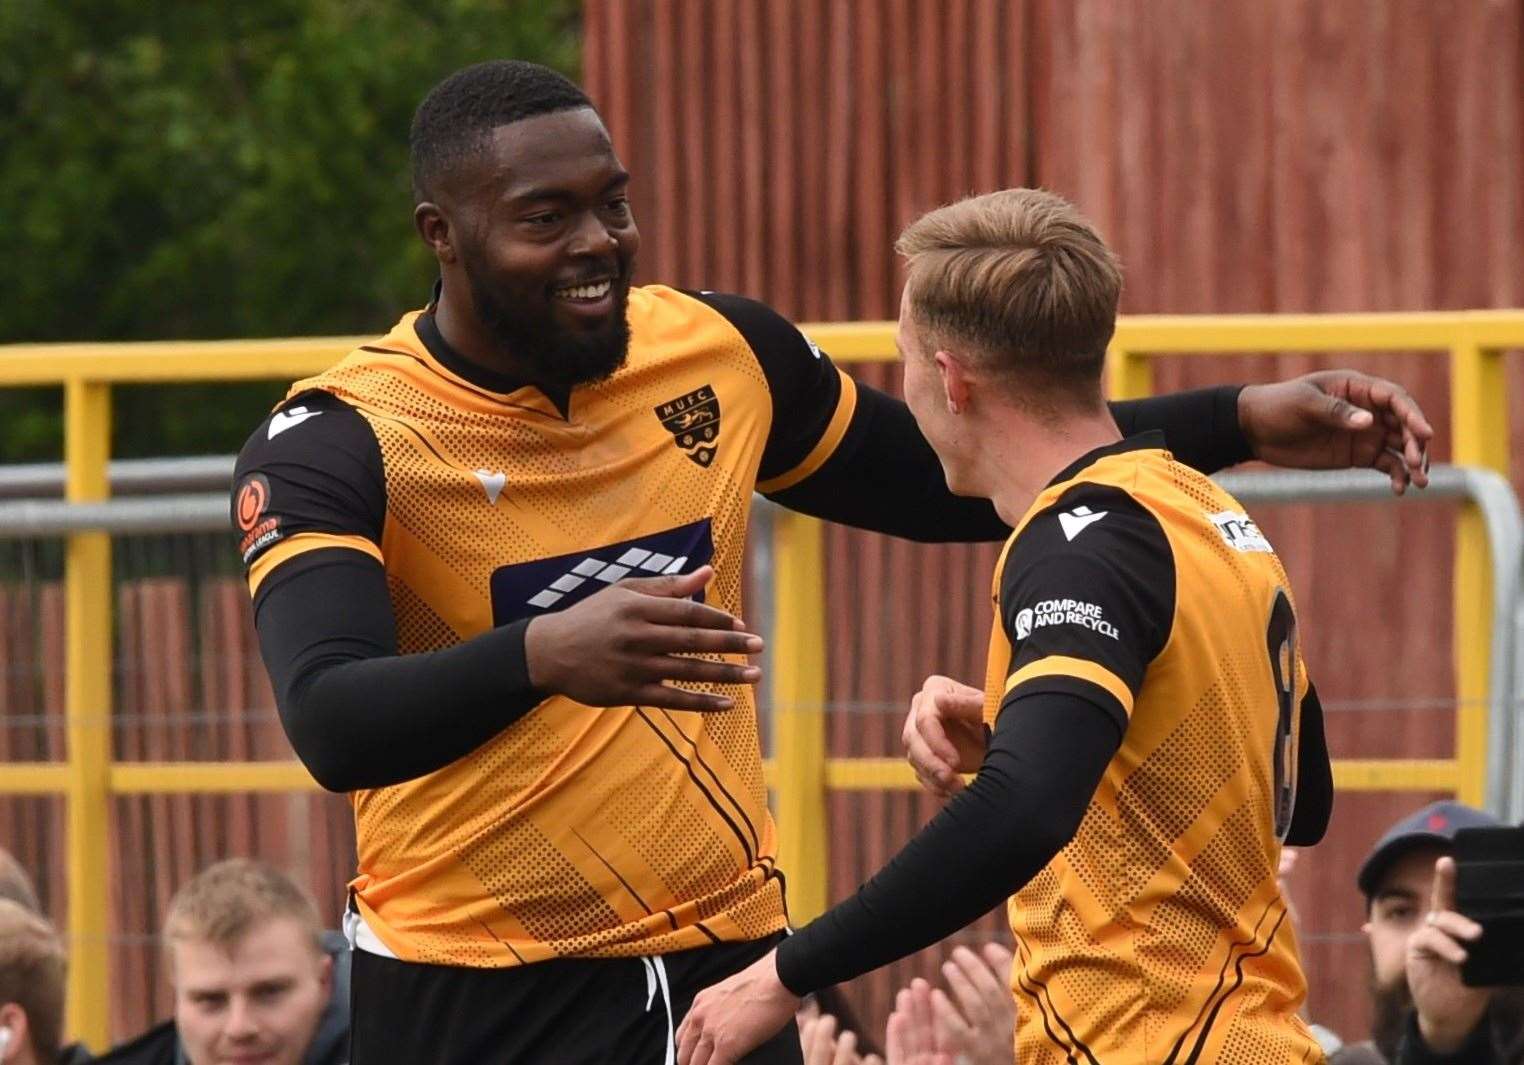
[0,0,581,460]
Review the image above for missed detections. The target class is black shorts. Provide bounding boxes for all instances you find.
[349,931,804,1065]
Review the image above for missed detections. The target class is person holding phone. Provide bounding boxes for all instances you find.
[1349,801,1524,1064]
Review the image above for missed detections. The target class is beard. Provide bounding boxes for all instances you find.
[1369,976,1412,1063]
[1370,979,1524,1061]
[464,250,633,391]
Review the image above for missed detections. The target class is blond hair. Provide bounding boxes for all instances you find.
[896,188,1121,407]
[0,850,40,914]
[163,859,323,962]
[0,899,66,1060]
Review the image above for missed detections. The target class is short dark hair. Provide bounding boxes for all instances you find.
[410,60,594,203]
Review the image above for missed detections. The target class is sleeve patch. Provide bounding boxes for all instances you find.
[235,473,281,563]
[1012,597,1121,643]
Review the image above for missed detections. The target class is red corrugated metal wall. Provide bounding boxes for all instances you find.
[586,0,1524,1047]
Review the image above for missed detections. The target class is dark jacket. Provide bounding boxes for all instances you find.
[1394,1005,1524,1065]
[92,931,350,1065]
[1329,1003,1524,1065]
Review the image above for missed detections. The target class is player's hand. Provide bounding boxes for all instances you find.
[929,944,1016,1065]
[885,979,955,1065]
[799,1012,882,1065]
[902,675,986,798]
[677,949,800,1065]
[1238,370,1433,495]
[1407,856,1491,1054]
[524,565,762,711]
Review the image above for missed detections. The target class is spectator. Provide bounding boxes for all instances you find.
[1331,800,1524,1064]
[0,899,87,1064]
[797,1010,883,1065]
[0,853,40,916]
[797,985,883,1065]
[96,860,348,1065]
[883,944,1015,1065]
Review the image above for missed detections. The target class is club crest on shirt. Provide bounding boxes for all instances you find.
[654,385,721,468]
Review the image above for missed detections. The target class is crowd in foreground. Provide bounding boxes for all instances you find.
[1,798,1515,1064]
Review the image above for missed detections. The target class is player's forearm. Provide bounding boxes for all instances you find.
[255,551,543,791]
[767,385,1251,545]
[1111,385,1252,474]
[774,692,1121,995]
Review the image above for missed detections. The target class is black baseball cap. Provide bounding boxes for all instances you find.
[1357,800,1501,898]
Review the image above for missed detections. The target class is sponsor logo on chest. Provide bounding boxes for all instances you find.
[654,385,721,468]
[488,518,716,626]
[1210,510,1274,553]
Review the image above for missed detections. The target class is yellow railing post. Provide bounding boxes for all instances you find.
[1449,336,1509,806]
[771,510,829,924]
[1106,347,1153,401]
[63,378,112,1050]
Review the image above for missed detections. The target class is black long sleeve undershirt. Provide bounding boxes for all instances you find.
[254,549,544,792]
[773,680,1332,995]
[774,691,1123,995]
[767,384,1250,542]
[1285,683,1333,847]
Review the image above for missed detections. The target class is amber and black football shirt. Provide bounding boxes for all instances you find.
[775,433,1331,1065]
[982,435,1325,1065]
[235,285,867,966]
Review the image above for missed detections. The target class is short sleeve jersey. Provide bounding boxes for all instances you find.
[232,284,858,967]
[980,433,1324,1065]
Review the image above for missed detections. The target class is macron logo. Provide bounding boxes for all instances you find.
[267,406,322,440]
[1058,504,1108,542]
[473,469,506,505]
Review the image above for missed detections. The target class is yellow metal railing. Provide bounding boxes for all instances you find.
[1,310,1522,1047]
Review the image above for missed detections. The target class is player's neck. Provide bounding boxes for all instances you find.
[433,287,536,384]
[982,408,1122,526]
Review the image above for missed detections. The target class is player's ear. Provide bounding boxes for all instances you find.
[414,202,458,265]
[934,350,971,415]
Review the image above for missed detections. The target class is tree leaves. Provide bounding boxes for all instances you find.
[0,0,580,459]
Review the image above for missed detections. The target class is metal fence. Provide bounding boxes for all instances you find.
[2,310,1522,1048]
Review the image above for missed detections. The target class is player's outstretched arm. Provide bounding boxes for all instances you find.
[676,690,1120,1065]
[766,371,1430,543]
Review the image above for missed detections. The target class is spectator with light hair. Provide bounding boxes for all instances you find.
[98,859,348,1065]
[0,853,40,917]
[0,899,88,1065]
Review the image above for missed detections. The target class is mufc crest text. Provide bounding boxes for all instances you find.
[654,385,721,468]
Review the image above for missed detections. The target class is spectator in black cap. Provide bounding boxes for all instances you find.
[1335,800,1524,1064]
